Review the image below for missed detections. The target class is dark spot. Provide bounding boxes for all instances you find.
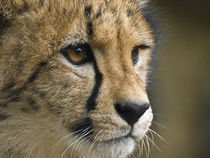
[126,9,134,17]
[117,29,120,40]
[85,5,92,17]
[39,92,47,97]
[115,18,121,40]
[46,103,63,115]
[40,61,48,66]
[27,97,36,105]
[9,97,21,102]
[6,87,26,98]
[39,0,44,6]
[27,98,39,111]
[0,113,9,120]
[110,7,117,15]
[72,117,93,138]
[95,11,102,19]
[0,13,11,36]
[28,61,47,83]
[62,8,67,15]
[86,54,103,111]
[0,103,7,107]
[73,72,85,79]
[21,108,30,113]
[87,21,93,37]
[1,82,15,91]
[63,82,69,89]
[28,71,39,83]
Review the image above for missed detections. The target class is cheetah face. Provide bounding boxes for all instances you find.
[0,0,155,158]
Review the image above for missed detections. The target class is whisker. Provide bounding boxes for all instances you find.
[149,128,169,144]
[61,134,80,158]
[145,134,151,158]
[137,140,144,158]
[152,122,168,130]
[142,137,147,158]
[53,132,74,148]
[74,128,94,150]
[88,130,102,153]
[61,128,92,158]
[146,134,161,152]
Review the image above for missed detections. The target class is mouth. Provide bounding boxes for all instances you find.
[102,134,133,143]
[93,132,136,158]
[97,129,135,145]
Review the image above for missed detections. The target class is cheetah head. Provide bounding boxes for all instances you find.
[0,0,157,158]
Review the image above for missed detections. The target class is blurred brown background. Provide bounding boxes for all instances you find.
[147,0,210,158]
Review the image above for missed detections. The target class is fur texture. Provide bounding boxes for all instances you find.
[0,0,156,158]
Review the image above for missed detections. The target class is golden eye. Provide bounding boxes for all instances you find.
[61,44,92,65]
[132,48,140,65]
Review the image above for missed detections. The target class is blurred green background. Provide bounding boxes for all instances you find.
[147,0,210,158]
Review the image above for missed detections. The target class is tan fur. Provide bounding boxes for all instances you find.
[0,0,155,158]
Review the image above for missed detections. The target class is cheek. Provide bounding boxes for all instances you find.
[132,107,153,140]
[37,60,95,121]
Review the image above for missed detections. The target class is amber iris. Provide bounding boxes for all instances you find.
[62,44,90,65]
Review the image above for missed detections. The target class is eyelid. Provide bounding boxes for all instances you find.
[134,44,151,50]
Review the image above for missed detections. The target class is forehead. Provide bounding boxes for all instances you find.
[62,0,154,48]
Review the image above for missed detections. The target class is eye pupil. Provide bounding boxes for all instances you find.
[75,47,82,53]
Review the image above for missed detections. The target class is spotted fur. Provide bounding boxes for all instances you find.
[0,0,157,158]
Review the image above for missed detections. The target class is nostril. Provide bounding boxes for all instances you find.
[115,102,150,126]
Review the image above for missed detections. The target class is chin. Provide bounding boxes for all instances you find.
[85,137,136,158]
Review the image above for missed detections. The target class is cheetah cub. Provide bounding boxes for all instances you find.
[0,0,158,158]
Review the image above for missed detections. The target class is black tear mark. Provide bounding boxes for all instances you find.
[87,21,93,37]
[85,5,92,17]
[0,113,9,120]
[86,56,103,111]
[72,117,93,138]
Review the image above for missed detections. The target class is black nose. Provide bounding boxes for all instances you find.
[115,102,150,126]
